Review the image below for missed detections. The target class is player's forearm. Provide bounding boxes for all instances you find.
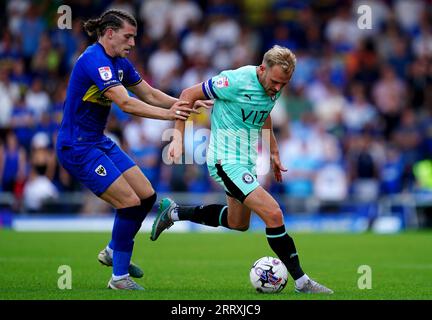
[269,131,279,155]
[263,116,279,154]
[146,88,178,109]
[121,96,169,120]
[171,87,200,142]
[172,119,186,145]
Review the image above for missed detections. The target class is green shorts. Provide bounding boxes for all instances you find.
[208,162,260,202]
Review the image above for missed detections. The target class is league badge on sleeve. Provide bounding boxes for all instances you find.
[215,76,229,88]
[98,66,112,81]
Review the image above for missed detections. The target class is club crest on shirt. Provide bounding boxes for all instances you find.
[95,165,107,177]
[242,173,254,184]
[215,76,229,88]
[118,69,123,81]
[98,66,112,81]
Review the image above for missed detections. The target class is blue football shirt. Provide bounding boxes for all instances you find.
[57,42,141,146]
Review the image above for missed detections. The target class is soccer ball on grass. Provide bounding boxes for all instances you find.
[249,256,288,293]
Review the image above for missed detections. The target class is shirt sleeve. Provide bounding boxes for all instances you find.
[80,55,121,94]
[202,70,237,101]
[120,58,142,87]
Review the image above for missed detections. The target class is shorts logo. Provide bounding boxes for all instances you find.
[98,66,112,81]
[95,165,107,177]
[242,173,254,184]
[118,69,123,81]
[215,76,229,88]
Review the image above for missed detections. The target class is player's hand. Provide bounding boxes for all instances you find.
[168,101,199,121]
[193,100,213,110]
[168,139,183,162]
[271,153,287,183]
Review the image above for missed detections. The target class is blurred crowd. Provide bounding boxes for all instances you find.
[0,0,432,214]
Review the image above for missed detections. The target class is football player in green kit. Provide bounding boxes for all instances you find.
[151,45,333,294]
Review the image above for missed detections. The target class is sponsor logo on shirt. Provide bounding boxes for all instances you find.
[215,76,229,88]
[98,66,112,81]
[118,69,123,81]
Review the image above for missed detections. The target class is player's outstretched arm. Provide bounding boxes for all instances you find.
[168,83,209,161]
[263,115,287,182]
[128,80,178,109]
[104,85,198,120]
[129,80,213,110]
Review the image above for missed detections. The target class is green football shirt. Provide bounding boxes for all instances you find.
[202,65,281,166]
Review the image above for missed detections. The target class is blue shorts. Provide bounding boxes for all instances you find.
[56,137,135,196]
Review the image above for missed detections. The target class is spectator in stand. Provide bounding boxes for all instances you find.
[388,36,413,80]
[9,58,32,90]
[180,54,216,89]
[282,85,314,123]
[0,67,20,128]
[392,108,422,188]
[412,12,432,58]
[181,21,216,62]
[325,5,362,53]
[29,132,56,181]
[407,57,432,111]
[419,95,432,160]
[280,135,320,199]
[346,131,382,202]
[372,64,407,139]
[168,0,202,37]
[10,93,35,151]
[147,37,183,92]
[380,144,405,195]
[0,130,27,193]
[342,82,377,133]
[31,33,61,76]
[394,0,425,35]
[139,0,171,41]
[17,4,46,68]
[25,78,51,121]
[0,30,21,66]
[207,14,240,48]
[6,0,31,37]
[22,147,59,213]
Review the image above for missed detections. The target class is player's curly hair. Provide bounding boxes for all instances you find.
[263,45,296,76]
[83,9,137,39]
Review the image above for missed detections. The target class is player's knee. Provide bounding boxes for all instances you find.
[237,225,249,232]
[265,207,284,227]
[119,193,141,208]
[231,223,249,232]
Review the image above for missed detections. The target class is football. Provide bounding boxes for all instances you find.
[249,256,288,293]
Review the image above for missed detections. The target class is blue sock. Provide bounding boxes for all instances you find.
[113,250,133,277]
[109,207,142,277]
[108,195,157,277]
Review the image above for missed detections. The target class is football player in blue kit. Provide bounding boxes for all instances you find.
[56,9,210,290]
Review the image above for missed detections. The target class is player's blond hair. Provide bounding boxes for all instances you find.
[262,45,296,75]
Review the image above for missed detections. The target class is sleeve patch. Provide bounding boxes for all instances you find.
[98,66,113,80]
[215,76,229,88]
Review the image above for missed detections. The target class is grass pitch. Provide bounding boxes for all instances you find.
[0,230,431,300]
